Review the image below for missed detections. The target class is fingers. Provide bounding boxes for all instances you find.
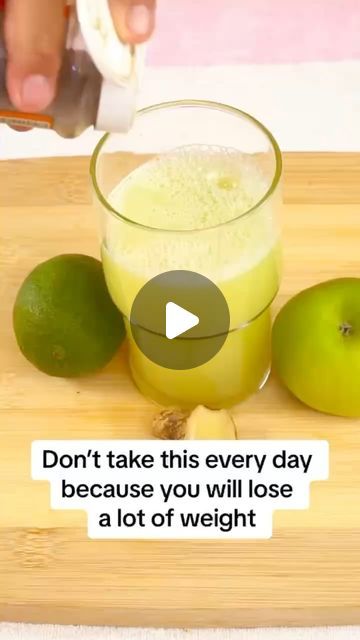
[109,0,156,44]
[4,0,67,112]
[3,0,155,115]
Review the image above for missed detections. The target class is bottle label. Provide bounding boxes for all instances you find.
[0,110,53,129]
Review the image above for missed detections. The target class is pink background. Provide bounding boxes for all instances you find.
[148,0,360,65]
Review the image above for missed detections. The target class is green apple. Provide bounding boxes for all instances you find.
[272,278,360,417]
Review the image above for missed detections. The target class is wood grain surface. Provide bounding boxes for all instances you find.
[1,153,360,628]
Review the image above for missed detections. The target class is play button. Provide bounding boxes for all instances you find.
[130,270,230,370]
[166,302,199,340]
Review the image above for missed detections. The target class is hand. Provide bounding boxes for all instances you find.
[3,0,156,113]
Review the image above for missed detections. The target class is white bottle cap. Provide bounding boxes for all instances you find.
[95,80,136,133]
[76,0,145,133]
[76,0,145,86]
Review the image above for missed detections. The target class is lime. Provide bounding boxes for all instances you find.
[13,254,125,377]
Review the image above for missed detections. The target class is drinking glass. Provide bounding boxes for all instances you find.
[91,100,282,409]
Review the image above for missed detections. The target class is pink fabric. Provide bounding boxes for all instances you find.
[148,0,360,65]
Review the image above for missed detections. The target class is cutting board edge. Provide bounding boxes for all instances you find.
[2,603,360,628]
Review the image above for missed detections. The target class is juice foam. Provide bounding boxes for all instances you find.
[108,144,269,230]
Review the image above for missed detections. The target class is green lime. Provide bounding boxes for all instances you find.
[13,254,125,377]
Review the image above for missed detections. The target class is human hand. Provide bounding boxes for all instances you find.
[2,0,155,113]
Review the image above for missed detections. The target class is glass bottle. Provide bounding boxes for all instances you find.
[0,2,138,138]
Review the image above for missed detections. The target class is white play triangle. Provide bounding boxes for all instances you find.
[165,302,199,340]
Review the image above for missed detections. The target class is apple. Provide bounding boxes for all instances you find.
[272,278,360,418]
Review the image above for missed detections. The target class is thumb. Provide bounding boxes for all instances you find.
[4,0,66,112]
[109,0,156,44]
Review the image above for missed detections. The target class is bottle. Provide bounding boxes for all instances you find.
[0,0,140,138]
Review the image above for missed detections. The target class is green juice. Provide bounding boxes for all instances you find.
[101,145,281,408]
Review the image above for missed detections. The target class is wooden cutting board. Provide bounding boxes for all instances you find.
[1,153,360,628]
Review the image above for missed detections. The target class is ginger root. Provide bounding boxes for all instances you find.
[152,405,236,440]
[185,405,237,440]
[152,408,188,440]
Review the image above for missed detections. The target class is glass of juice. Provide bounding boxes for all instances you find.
[91,100,282,409]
